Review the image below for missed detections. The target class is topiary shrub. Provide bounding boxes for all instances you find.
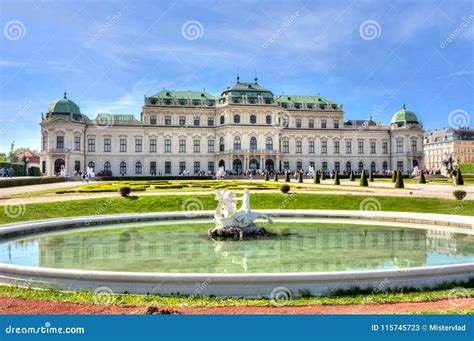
[334,171,340,185]
[453,189,466,200]
[119,186,132,197]
[359,169,368,187]
[298,172,303,183]
[265,172,269,181]
[349,170,355,181]
[274,173,278,182]
[456,169,464,185]
[280,184,290,194]
[419,171,426,184]
[314,171,320,184]
[391,171,397,183]
[285,171,290,182]
[321,172,326,181]
[395,170,404,188]
[369,171,374,182]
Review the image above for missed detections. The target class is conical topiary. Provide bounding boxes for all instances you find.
[274,173,278,182]
[360,169,368,187]
[456,169,464,185]
[321,171,326,180]
[369,171,374,182]
[334,171,340,185]
[391,171,397,183]
[419,171,426,184]
[297,172,302,183]
[349,170,355,181]
[314,171,320,184]
[265,172,269,181]
[395,170,404,188]
[285,171,290,182]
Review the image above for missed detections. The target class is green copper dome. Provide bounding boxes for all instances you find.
[390,105,419,125]
[47,92,81,114]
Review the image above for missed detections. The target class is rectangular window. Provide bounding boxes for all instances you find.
[358,141,364,154]
[150,116,157,125]
[179,161,186,174]
[335,162,340,172]
[333,119,339,129]
[370,141,376,154]
[283,161,289,170]
[179,116,186,126]
[397,161,403,171]
[135,139,142,152]
[296,141,302,153]
[296,118,301,128]
[150,139,157,153]
[179,139,186,153]
[165,139,171,153]
[165,116,171,125]
[194,161,200,174]
[87,138,95,152]
[411,139,417,152]
[120,139,127,152]
[382,141,388,154]
[321,119,327,129]
[297,161,302,170]
[208,140,214,153]
[308,119,314,129]
[74,161,80,172]
[283,141,289,153]
[334,141,340,154]
[396,140,403,153]
[309,161,315,169]
[165,161,171,174]
[346,141,352,154]
[74,136,81,151]
[56,136,64,150]
[193,140,200,153]
[104,138,111,152]
[193,116,200,126]
[321,141,327,154]
[208,161,214,174]
[322,162,327,172]
[309,141,315,154]
[150,161,156,175]
[42,160,46,173]
[42,135,48,150]
[208,117,214,126]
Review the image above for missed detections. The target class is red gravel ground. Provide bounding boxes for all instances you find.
[1,297,471,314]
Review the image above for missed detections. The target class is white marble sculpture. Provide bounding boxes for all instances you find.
[216,166,225,179]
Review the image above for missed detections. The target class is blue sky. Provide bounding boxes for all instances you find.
[0,0,473,152]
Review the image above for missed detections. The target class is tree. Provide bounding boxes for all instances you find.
[274,173,278,182]
[285,171,290,182]
[369,171,374,182]
[395,170,404,188]
[419,171,426,184]
[314,171,320,184]
[334,171,340,185]
[360,169,368,187]
[391,171,397,183]
[298,172,303,183]
[456,169,464,185]
[321,171,326,180]
[349,170,355,181]
[264,171,269,181]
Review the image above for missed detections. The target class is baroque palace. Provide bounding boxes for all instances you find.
[40,78,424,177]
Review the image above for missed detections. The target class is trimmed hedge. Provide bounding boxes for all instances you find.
[100,176,213,181]
[279,184,290,194]
[453,190,467,200]
[0,177,66,188]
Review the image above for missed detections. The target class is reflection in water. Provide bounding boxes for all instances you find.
[1,223,473,273]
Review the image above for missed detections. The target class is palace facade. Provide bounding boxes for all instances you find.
[40,78,424,177]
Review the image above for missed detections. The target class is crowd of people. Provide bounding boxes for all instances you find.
[0,167,15,178]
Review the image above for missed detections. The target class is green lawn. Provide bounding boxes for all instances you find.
[1,192,473,224]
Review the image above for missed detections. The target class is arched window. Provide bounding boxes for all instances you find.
[120,162,126,175]
[219,137,224,152]
[266,137,273,151]
[250,137,257,151]
[135,161,142,174]
[346,162,351,173]
[233,136,241,151]
[233,115,240,124]
[266,115,272,124]
[370,161,376,173]
[358,161,364,172]
[220,115,224,124]
[250,115,256,124]
[87,161,95,172]
[104,162,111,172]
